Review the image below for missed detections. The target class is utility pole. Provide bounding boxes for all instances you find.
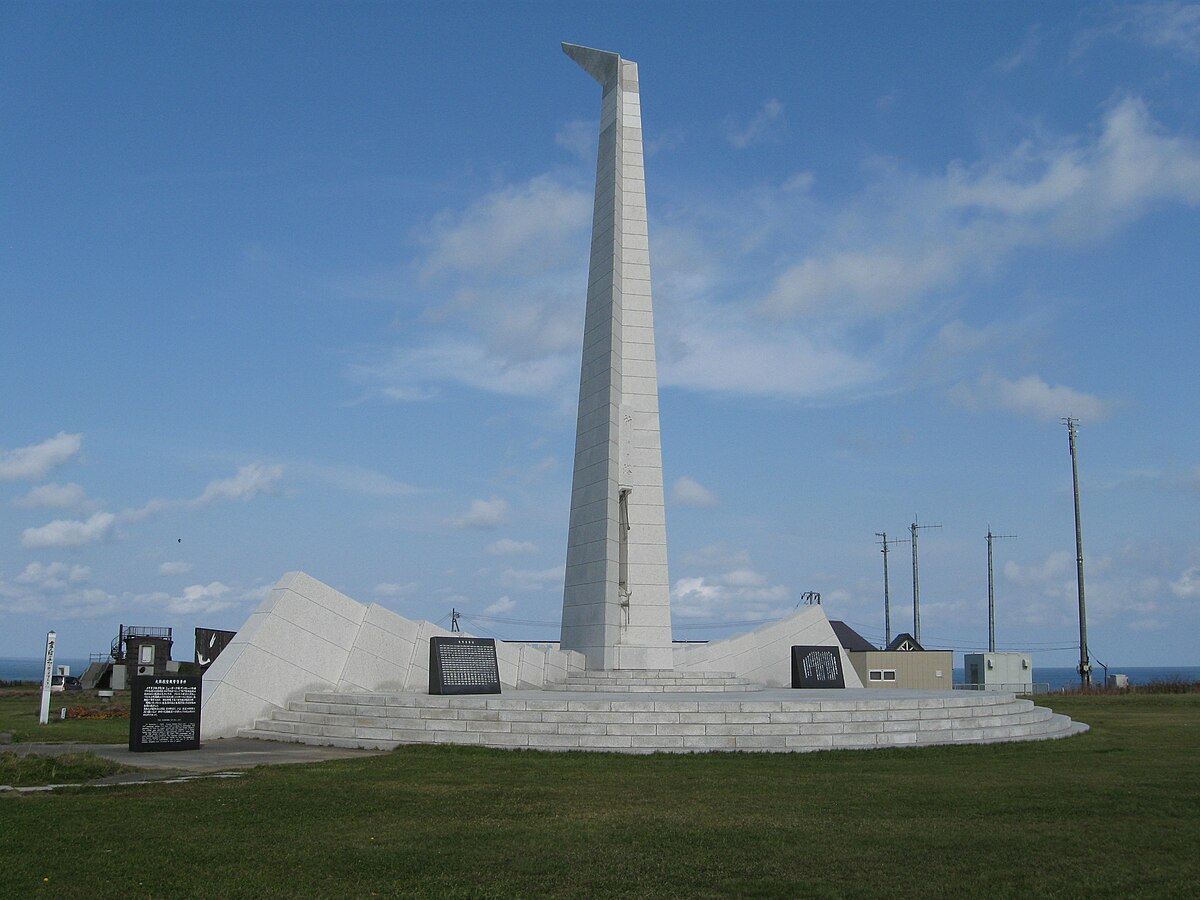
[1063,417,1091,687]
[876,532,909,647]
[450,608,461,633]
[911,520,941,644]
[986,528,1017,653]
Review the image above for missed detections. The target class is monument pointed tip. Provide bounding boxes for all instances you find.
[562,41,620,86]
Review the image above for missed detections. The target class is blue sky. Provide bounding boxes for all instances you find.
[3,1,1199,668]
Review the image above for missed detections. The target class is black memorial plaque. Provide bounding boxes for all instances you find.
[195,627,236,671]
[429,636,502,695]
[791,645,846,689]
[129,675,202,751]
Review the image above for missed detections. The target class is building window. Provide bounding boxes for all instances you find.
[869,669,897,682]
[869,670,883,681]
[883,670,896,681]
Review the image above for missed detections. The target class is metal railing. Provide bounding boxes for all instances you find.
[954,682,1049,695]
[109,624,174,661]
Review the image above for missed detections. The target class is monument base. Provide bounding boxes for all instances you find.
[240,687,1087,754]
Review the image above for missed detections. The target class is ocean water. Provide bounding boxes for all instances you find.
[1,657,96,682]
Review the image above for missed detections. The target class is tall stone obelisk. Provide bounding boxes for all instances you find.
[560,43,673,671]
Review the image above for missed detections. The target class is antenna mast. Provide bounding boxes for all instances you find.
[1063,417,1090,687]
[911,519,942,643]
[985,527,1017,653]
[876,532,909,647]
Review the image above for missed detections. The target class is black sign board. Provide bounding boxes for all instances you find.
[791,645,846,689]
[429,636,501,695]
[195,627,237,671]
[129,675,202,751]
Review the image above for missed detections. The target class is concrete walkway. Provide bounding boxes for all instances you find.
[4,736,388,780]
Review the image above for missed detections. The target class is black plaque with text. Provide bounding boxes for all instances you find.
[429,636,501,695]
[129,675,202,751]
[791,645,846,689]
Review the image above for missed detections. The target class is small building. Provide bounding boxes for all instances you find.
[108,624,175,689]
[830,622,953,690]
[963,652,1033,693]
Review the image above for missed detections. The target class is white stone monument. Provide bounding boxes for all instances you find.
[559,43,673,671]
[199,42,1090,753]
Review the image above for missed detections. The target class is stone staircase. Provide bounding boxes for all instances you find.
[239,689,1087,754]
[551,669,762,693]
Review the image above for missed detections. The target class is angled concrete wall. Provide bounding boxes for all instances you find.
[200,572,585,739]
[675,606,864,689]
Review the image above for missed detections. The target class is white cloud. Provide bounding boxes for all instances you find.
[0,432,82,481]
[672,476,718,508]
[13,482,87,509]
[58,588,122,619]
[659,310,882,399]
[420,175,590,279]
[935,320,1013,355]
[1086,2,1200,62]
[487,538,538,556]
[291,461,421,497]
[159,561,193,576]
[720,568,768,588]
[453,497,509,529]
[1129,1,1200,59]
[1171,566,1200,599]
[782,171,815,193]
[16,561,90,590]
[21,511,116,548]
[726,99,784,149]
[499,566,564,592]
[121,462,286,524]
[350,96,1200,410]
[761,97,1200,320]
[147,581,235,616]
[374,581,418,598]
[671,565,790,620]
[352,340,577,404]
[1004,550,1075,593]
[194,463,284,505]
[996,24,1043,72]
[484,596,517,615]
[952,373,1112,422]
[555,119,596,161]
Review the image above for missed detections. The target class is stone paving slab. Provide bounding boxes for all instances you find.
[3,737,388,773]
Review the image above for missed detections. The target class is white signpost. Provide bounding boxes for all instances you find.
[39,630,56,725]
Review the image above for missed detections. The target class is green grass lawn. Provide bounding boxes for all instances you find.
[0,752,133,788]
[1,694,1196,898]
[0,688,130,744]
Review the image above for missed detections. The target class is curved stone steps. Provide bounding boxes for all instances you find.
[238,690,1087,754]
[551,669,762,693]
